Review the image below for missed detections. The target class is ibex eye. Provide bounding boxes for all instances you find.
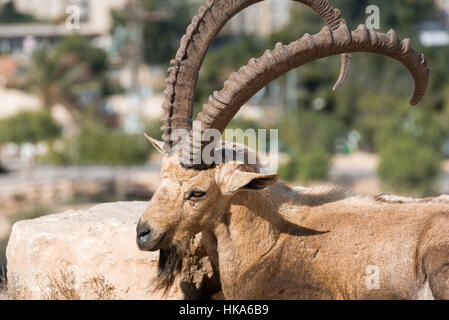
[189,190,206,199]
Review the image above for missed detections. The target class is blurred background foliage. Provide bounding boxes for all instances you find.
[0,110,60,145]
[43,119,152,166]
[0,2,37,24]
[25,36,123,115]
[111,0,193,65]
[6,0,448,286]
[191,0,447,195]
[0,0,448,197]
[0,111,152,166]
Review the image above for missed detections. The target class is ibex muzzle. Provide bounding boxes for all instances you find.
[136,220,166,251]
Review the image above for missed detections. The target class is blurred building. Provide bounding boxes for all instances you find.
[0,55,17,81]
[415,0,449,47]
[0,0,127,53]
[418,22,449,47]
[230,0,290,36]
[14,0,126,33]
[184,0,291,37]
[436,0,449,26]
[0,86,40,119]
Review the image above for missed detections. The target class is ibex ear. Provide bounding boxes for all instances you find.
[217,168,279,196]
[144,133,166,155]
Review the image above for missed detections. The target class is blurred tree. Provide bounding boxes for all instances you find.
[55,36,109,75]
[128,0,447,194]
[0,1,37,24]
[196,35,267,109]
[54,36,122,97]
[0,110,61,145]
[23,36,121,134]
[25,48,93,134]
[374,0,435,32]
[112,0,193,66]
[142,0,193,65]
[44,120,151,166]
[361,95,445,196]
[27,49,91,109]
[277,109,344,182]
[378,135,442,196]
[270,0,443,189]
[329,0,435,33]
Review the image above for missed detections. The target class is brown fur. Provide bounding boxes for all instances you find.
[138,142,449,300]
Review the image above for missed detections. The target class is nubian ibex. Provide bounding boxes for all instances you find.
[135,0,449,300]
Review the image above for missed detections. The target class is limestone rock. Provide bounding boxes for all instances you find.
[6,202,187,300]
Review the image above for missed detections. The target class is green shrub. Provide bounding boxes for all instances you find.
[370,101,445,196]
[279,148,331,183]
[0,110,61,145]
[77,127,150,165]
[0,2,37,24]
[378,135,442,196]
[55,36,108,75]
[277,110,343,183]
[278,159,297,182]
[43,122,152,166]
[297,148,331,183]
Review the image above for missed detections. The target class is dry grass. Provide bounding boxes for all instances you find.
[1,270,118,300]
[84,275,117,300]
[45,271,118,300]
[0,273,30,300]
[0,277,6,300]
[45,270,81,300]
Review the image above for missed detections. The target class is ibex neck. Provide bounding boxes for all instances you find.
[212,183,306,298]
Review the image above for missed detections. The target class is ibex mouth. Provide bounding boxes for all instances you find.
[138,230,167,252]
[152,232,167,251]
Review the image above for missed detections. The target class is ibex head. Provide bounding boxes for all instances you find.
[138,138,278,249]
[136,0,429,291]
[137,138,279,291]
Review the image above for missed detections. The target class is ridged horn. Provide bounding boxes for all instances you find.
[161,0,350,152]
[181,24,429,167]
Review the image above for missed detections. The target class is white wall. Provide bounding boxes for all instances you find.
[230,0,290,36]
[11,0,127,36]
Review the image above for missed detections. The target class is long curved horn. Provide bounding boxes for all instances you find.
[162,0,350,152]
[181,24,429,167]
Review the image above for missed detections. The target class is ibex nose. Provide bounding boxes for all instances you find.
[136,221,153,249]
